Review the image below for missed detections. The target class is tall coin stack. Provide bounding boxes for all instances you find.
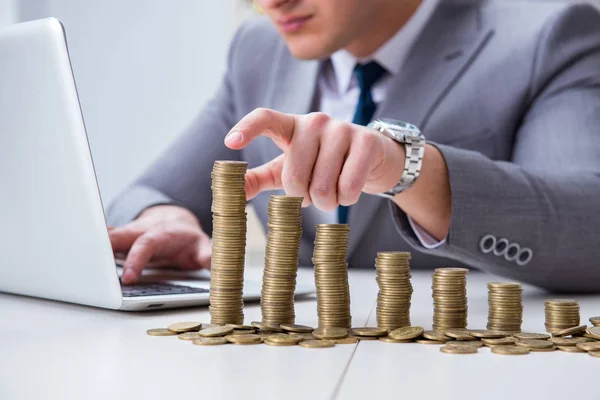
[313,224,352,329]
[261,195,304,325]
[487,282,523,333]
[432,268,469,331]
[375,252,413,330]
[545,299,580,333]
[209,161,248,325]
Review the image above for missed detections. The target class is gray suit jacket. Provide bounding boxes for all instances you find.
[107,0,600,292]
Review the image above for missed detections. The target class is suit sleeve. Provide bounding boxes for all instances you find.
[391,4,600,292]
[106,24,248,234]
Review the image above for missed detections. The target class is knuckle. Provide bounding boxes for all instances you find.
[253,107,274,119]
[305,112,330,131]
[310,181,333,198]
[339,178,362,199]
[357,132,378,150]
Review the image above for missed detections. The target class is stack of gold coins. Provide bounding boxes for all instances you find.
[432,268,469,331]
[209,161,248,325]
[545,299,580,333]
[375,252,413,330]
[487,282,523,333]
[313,224,351,329]
[261,195,304,325]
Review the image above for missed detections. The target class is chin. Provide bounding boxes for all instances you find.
[284,37,335,61]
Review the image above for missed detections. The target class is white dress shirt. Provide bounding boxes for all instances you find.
[317,0,444,249]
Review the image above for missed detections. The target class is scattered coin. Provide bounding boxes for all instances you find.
[549,337,591,346]
[198,326,234,337]
[379,337,413,343]
[440,346,477,354]
[146,328,177,337]
[288,332,316,340]
[444,328,474,341]
[445,341,483,349]
[558,345,586,353]
[589,351,600,358]
[513,332,550,340]
[333,337,359,344]
[416,340,446,345]
[348,327,388,337]
[515,339,554,350]
[422,330,450,342]
[167,322,202,333]
[467,329,506,339]
[389,326,424,341]
[481,337,516,346]
[264,339,297,346]
[375,251,413,330]
[349,335,378,341]
[225,334,262,345]
[251,321,283,332]
[491,346,529,355]
[265,334,303,345]
[576,342,600,352]
[226,324,255,330]
[178,332,201,341]
[552,325,588,337]
[299,340,335,349]
[587,326,600,340]
[531,346,557,352]
[281,324,314,333]
[192,337,227,346]
[590,317,600,326]
[313,327,348,340]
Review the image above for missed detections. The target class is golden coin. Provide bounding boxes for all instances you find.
[443,329,474,341]
[481,337,516,346]
[467,330,506,339]
[146,328,177,337]
[440,346,477,354]
[515,339,554,349]
[225,334,262,345]
[167,322,202,333]
[226,324,255,330]
[531,346,557,352]
[416,340,446,345]
[587,326,600,339]
[549,337,591,346]
[388,326,424,341]
[251,321,283,332]
[589,351,600,358]
[192,337,227,346]
[288,332,316,340]
[379,337,413,343]
[577,342,600,351]
[348,327,388,337]
[513,332,550,340]
[299,340,335,349]
[491,346,529,355]
[280,324,313,333]
[178,332,201,340]
[265,334,303,344]
[334,337,359,344]
[313,327,348,339]
[422,330,450,341]
[349,335,378,341]
[198,326,234,337]
[552,325,588,337]
[590,317,600,326]
[445,341,483,348]
[262,338,296,346]
[558,345,586,353]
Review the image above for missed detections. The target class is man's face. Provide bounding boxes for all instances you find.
[258,0,383,60]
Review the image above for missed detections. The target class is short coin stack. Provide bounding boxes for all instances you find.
[487,282,523,333]
[545,299,580,334]
[209,161,248,325]
[432,268,469,331]
[375,252,413,330]
[313,224,352,329]
[261,195,304,325]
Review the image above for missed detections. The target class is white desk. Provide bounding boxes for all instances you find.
[1,268,598,400]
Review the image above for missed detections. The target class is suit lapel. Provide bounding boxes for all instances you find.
[347,1,495,259]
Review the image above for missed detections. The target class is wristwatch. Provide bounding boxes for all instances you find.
[367,118,425,198]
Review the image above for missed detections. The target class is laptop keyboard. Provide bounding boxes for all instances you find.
[121,283,209,297]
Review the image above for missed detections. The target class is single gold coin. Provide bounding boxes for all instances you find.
[492,346,529,355]
[552,325,588,337]
[348,327,388,337]
[192,337,227,346]
[549,337,591,346]
[225,334,262,345]
[481,337,516,346]
[577,342,600,351]
[440,346,478,354]
[467,330,506,339]
[422,330,450,342]
[416,340,446,345]
[263,338,297,346]
[444,329,474,341]
[349,335,378,341]
[389,326,424,341]
[590,317,600,326]
[445,341,483,349]
[515,339,554,349]
[146,328,177,337]
[558,345,586,353]
[178,332,201,340]
[251,321,283,332]
[280,324,314,333]
[379,337,413,343]
[531,346,557,352]
[265,334,303,344]
[334,337,359,344]
[299,339,335,349]
[313,327,348,340]
[587,326,600,339]
[167,322,203,333]
[589,351,600,358]
[513,332,550,340]
[226,324,255,330]
[198,326,234,337]
[288,332,316,340]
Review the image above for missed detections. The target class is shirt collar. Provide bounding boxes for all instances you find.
[329,0,438,94]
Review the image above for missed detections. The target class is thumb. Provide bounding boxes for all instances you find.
[245,154,284,200]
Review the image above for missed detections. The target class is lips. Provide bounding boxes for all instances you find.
[277,15,312,33]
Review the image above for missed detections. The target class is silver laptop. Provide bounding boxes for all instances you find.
[0,18,313,311]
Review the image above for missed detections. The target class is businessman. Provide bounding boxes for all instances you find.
[108,0,600,292]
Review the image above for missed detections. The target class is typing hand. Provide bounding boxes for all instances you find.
[108,205,211,285]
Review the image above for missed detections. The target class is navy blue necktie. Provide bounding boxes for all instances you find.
[338,61,387,225]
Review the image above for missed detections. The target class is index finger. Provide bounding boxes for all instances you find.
[225,108,296,150]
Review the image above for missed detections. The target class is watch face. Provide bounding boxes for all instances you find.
[379,118,421,137]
